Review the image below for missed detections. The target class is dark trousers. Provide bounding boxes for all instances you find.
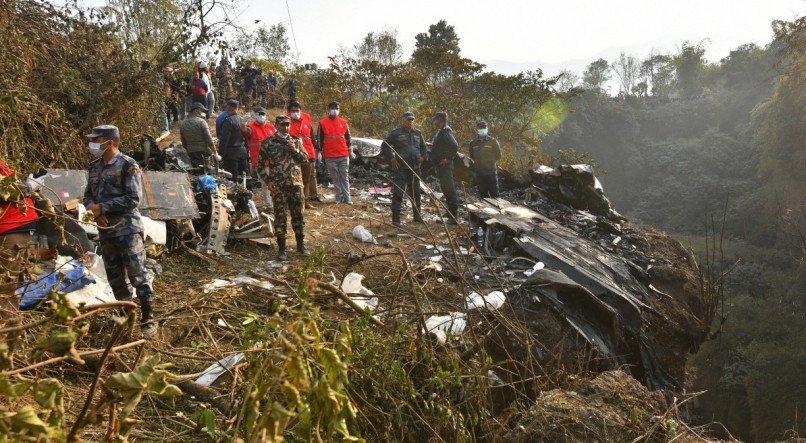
[188,151,209,168]
[437,163,458,217]
[223,156,247,180]
[166,101,179,123]
[477,172,499,198]
[100,233,152,302]
[391,165,421,214]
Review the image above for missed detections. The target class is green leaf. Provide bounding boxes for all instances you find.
[34,378,63,411]
[0,376,32,398]
[9,406,51,436]
[195,407,216,437]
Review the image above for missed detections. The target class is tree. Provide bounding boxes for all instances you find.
[674,40,708,98]
[355,29,402,65]
[556,69,579,92]
[414,19,460,54]
[640,52,675,98]
[582,58,611,91]
[256,23,291,64]
[611,52,639,95]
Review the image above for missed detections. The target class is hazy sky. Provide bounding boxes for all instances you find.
[250,0,803,74]
[72,0,804,74]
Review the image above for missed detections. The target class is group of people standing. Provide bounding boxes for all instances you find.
[381,111,503,227]
[12,85,502,339]
[161,59,299,136]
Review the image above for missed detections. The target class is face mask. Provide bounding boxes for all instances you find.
[329,109,339,117]
[256,115,267,123]
[477,128,488,136]
[291,111,301,120]
[88,140,110,158]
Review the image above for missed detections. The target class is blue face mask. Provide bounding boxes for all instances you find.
[477,128,488,136]
[88,140,111,158]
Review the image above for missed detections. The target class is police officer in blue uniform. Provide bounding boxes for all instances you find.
[83,125,156,337]
[382,111,428,227]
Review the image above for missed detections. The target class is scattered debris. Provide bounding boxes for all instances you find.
[195,353,246,387]
[465,291,506,312]
[339,272,379,312]
[424,312,467,345]
[202,276,275,293]
[352,225,377,244]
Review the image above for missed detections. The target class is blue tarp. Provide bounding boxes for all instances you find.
[195,175,218,193]
[16,261,95,310]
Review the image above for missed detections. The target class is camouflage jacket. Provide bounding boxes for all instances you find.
[257,133,309,188]
[83,151,144,239]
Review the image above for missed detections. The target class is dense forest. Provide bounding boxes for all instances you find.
[543,18,805,442]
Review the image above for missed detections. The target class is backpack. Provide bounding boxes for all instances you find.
[191,79,207,99]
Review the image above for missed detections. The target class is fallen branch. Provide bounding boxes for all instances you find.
[2,339,147,376]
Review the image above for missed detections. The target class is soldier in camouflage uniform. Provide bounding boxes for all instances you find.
[215,62,234,102]
[255,70,269,108]
[257,115,309,260]
[82,125,156,337]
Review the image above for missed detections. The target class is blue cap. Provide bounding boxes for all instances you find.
[84,125,120,139]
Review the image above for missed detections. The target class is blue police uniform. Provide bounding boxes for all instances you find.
[82,126,154,330]
[382,125,428,215]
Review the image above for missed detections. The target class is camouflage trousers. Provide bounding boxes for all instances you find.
[100,233,153,302]
[272,185,305,238]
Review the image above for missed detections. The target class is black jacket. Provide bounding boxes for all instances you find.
[218,113,246,159]
[382,127,428,163]
[430,125,459,164]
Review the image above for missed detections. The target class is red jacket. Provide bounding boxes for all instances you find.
[244,121,276,167]
[318,116,350,158]
[0,161,38,235]
[288,112,316,159]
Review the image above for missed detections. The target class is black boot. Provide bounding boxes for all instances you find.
[140,298,157,338]
[446,207,459,225]
[412,207,425,224]
[276,236,287,261]
[296,233,309,256]
[392,210,402,227]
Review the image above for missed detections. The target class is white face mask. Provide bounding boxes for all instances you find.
[329,109,339,117]
[477,128,488,136]
[291,111,301,120]
[88,140,110,158]
[256,115,267,123]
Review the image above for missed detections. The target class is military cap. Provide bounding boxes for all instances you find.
[254,107,266,114]
[190,102,208,111]
[84,125,120,139]
[275,115,291,124]
[476,120,488,128]
[402,111,415,120]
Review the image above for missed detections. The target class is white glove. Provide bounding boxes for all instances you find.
[213,154,223,162]
[349,147,356,160]
[25,174,43,192]
[316,152,322,162]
